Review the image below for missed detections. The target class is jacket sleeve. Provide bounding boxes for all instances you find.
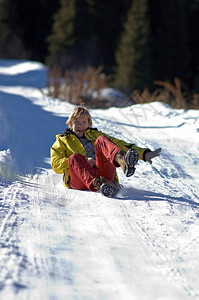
[51,135,69,174]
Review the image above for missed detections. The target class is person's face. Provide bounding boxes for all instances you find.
[71,115,89,137]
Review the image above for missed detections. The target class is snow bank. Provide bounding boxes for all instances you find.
[0,59,46,87]
[0,149,18,181]
[93,87,132,107]
[0,60,44,75]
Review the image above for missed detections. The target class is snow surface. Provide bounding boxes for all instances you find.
[0,59,199,300]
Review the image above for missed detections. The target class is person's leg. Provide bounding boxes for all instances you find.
[68,136,122,191]
[68,153,96,191]
[95,135,139,178]
[94,135,120,181]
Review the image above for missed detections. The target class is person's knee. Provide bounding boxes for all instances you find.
[68,153,84,165]
[95,135,108,146]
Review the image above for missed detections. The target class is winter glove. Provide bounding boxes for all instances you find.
[145,148,161,164]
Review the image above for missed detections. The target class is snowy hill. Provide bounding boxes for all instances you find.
[0,59,199,300]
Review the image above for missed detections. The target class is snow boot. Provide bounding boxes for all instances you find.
[93,176,120,198]
[115,148,139,177]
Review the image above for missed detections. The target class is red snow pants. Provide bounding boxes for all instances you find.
[68,135,121,191]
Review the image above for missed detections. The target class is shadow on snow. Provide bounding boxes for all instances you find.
[0,90,66,177]
[117,187,199,209]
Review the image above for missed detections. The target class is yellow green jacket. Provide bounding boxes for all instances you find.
[51,127,150,188]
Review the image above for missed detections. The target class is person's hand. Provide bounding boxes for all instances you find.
[145,148,162,164]
[87,157,96,167]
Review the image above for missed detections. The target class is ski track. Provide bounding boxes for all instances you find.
[0,60,199,299]
[1,178,199,300]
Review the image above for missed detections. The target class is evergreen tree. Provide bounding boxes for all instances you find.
[46,0,94,69]
[114,0,151,92]
[152,0,190,85]
[46,0,75,67]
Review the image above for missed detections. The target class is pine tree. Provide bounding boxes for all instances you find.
[46,0,75,66]
[114,0,151,92]
[46,0,94,69]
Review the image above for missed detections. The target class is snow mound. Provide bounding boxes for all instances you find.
[0,60,44,75]
[0,149,18,181]
[0,59,46,88]
[0,105,11,144]
[93,87,132,107]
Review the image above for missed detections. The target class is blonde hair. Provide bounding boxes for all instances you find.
[66,106,92,128]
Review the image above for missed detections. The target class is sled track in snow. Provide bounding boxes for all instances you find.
[0,182,31,293]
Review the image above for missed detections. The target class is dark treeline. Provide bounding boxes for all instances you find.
[1,0,199,92]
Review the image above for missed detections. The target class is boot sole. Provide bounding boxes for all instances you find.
[100,183,120,198]
[125,149,139,177]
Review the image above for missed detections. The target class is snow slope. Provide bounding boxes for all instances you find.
[0,59,199,300]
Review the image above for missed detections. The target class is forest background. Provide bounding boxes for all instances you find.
[1,0,199,108]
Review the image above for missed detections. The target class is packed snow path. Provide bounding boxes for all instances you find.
[0,60,199,300]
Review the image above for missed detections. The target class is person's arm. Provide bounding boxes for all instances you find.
[51,135,69,174]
